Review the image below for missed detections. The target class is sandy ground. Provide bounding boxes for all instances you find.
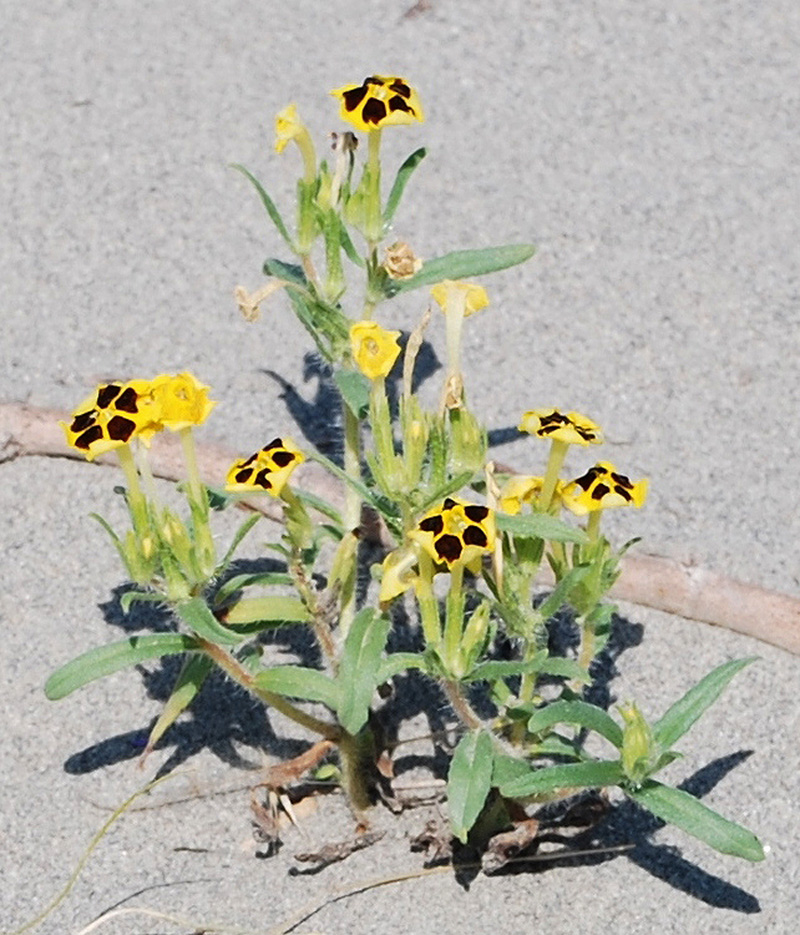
[2,1,799,932]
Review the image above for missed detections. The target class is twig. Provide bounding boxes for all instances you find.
[3,399,798,655]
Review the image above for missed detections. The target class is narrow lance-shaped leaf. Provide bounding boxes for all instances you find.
[335,369,371,421]
[377,652,430,683]
[386,244,536,296]
[45,633,199,700]
[498,759,624,798]
[215,513,261,578]
[527,699,624,749]
[628,780,765,862]
[176,597,243,646]
[230,163,294,248]
[253,665,339,710]
[448,730,494,843]
[212,571,295,608]
[222,596,311,625]
[143,654,213,757]
[336,608,391,735]
[383,147,427,225]
[497,512,588,544]
[652,657,757,751]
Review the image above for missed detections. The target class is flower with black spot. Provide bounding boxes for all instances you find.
[330,76,424,132]
[225,438,305,498]
[561,461,648,516]
[61,379,161,461]
[409,497,495,571]
[518,409,603,446]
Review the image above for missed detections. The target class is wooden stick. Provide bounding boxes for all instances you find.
[3,400,798,655]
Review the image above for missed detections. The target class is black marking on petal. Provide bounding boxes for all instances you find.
[575,466,604,491]
[106,415,136,441]
[271,450,295,468]
[610,471,632,489]
[419,515,444,535]
[362,97,387,125]
[613,485,633,502]
[389,79,411,97]
[463,525,488,547]
[70,411,96,432]
[96,384,122,409]
[591,482,611,501]
[541,411,568,427]
[262,437,283,452]
[254,469,273,490]
[442,497,458,511]
[234,468,253,484]
[576,425,597,441]
[343,85,368,112]
[75,425,103,449]
[238,452,258,469]
[388,95,413,114]
[114,386,139,413]
[464,505,489,523]
[365,76,383,86]
[434,534,462,563]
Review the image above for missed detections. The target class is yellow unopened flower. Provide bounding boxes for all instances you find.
[561,461,648,516]
[350,320,402,381]
[430,280,489,318]
[409,497,495,570]
[378,545,419,604]
[331,75,424,132]
[149,372,216,432]
[274,103,303,154]
[61,380,161,461]
[225,437,305,497]
[498,475,565,514]
[518,409,603,446]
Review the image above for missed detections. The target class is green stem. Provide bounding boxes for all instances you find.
[338,729,375,817]
[340,400,362,637]
[116,443,149,539]
[442,679,482,730]
[180,426,215,572]
[539,439,569,511]
[444,562,465,676]
[414,551,441,647]
[366,128,383,247]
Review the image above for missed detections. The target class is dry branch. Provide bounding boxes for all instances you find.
[2,400,798,655]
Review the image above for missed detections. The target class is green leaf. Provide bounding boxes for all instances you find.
[377,652,429,683]
[336,608,391,734]
[223,596,311,625]
[263,257,307,288]
[388,244,536,296]
[535,565,591,621]
[417,471,475,513]
[652,658,757,752]
[176,597,243,646]
[497,512,588,544]
[492,752,533,790]
[230,163,293,248]
[306,449,386,515]
[119,590,167,614]
[253,665,339,710]
[527,699,624,749]
[498,759,624,798]
[144,654,213,754]
[465,656,546,682]
[215,513,261,577]
[335,369,371,420]
[339,220,365,267]
[212,571,295,608]
[628,780,765,861]
[383,147,427,224]
[448,730,494,843]
[45,634,199,700]
[295,489,344,525]
[537,657,591,683]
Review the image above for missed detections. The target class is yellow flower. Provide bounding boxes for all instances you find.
[409,497,496,570]
[518,409,603,446]
[498,475,565,514]
[561,461,648,516]
[274,103,303,154]
[378,545,419,604]
[350,320,402,381]
[61,379,161,461]
[225,437,305,497]
[149,372,216,432]
[429,280,489,318]
[330,76,424,132]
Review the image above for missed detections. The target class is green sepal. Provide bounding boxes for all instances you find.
[497,512,588,544]
[144,654,213,755]
[384,244,536,297]
[526,699,624,749]
[335,369,371,420]
[652,657,758,752]
[335,608,391,734]
[230,163,293,249]
[627,780,765,862]
[383,147,427,226]
[176,597,243,646]
[45,633,199,700]
[253,665,339,710]
[498,759,624,798]
[448,729,494,843]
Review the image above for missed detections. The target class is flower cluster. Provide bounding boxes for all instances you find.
[62,372,215,460]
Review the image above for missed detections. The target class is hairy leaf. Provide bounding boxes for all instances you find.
[336,608,391,734]
[448,730,494,843]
